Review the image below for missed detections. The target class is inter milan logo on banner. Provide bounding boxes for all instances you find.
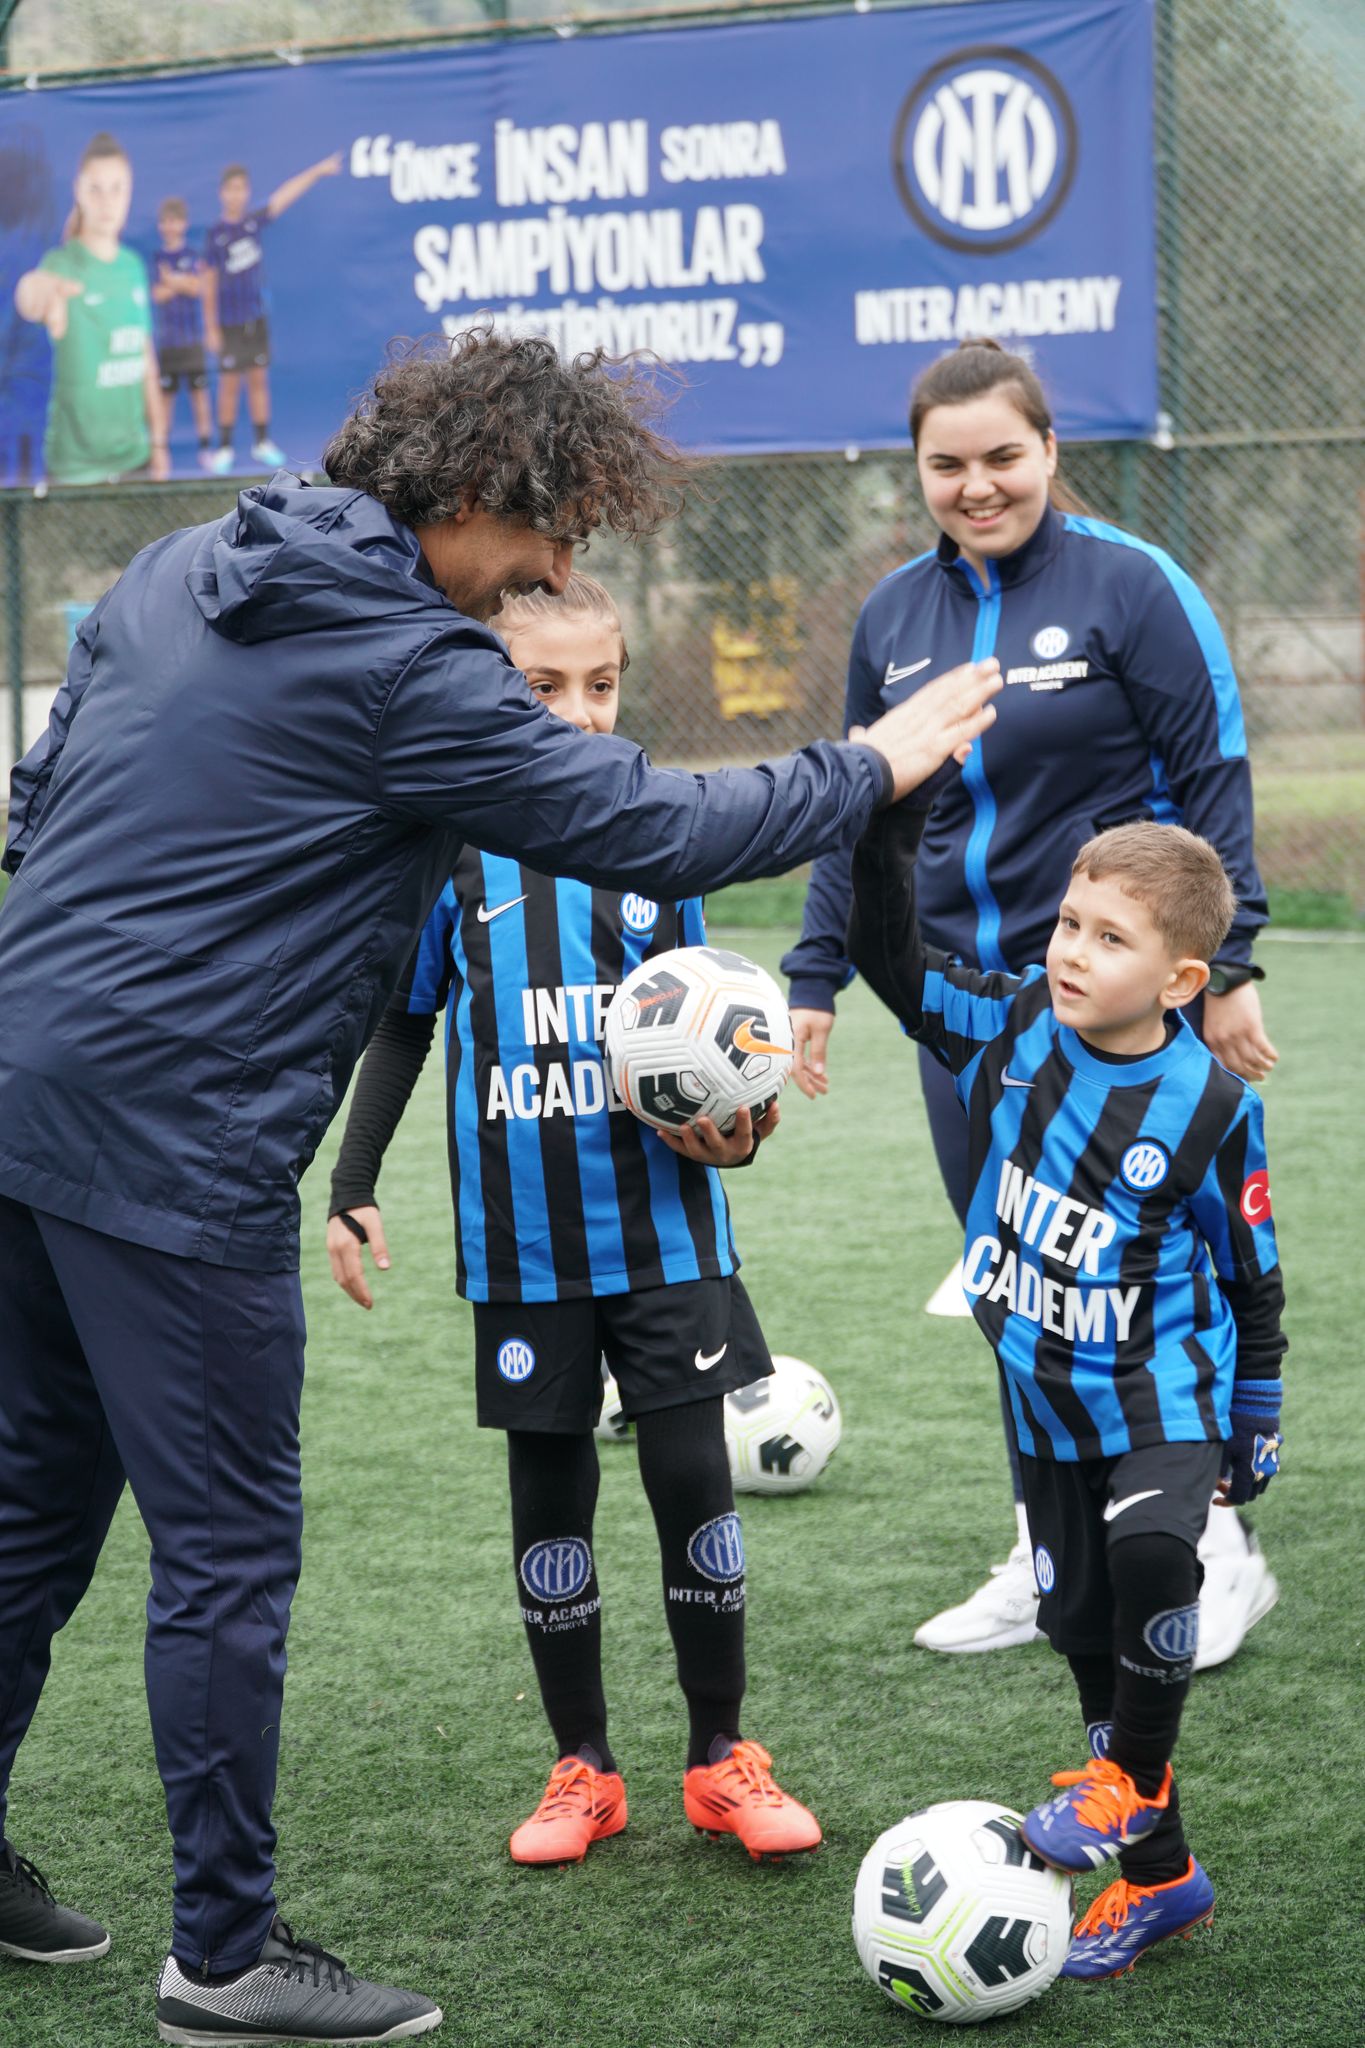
[893,47,1078,254]
[520,1537,592,1602]
[687,1512,745,1583]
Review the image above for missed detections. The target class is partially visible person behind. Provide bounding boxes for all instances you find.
[328,573,824,1870]
[12,131,167,484]
[202,152,341,473]
[785,337,1278,1666]
[849,797,1286,1980]
[150,196,212,472]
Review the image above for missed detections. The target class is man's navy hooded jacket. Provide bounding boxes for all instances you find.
[0,479,888,1271]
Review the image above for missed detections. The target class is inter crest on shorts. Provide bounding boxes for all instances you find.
[1033,1545,1056,1594]
[497,1337,536,1382]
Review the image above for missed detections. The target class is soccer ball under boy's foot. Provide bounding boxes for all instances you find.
[683,1739,821,1860]
[155,1915,441,2043]
[853,1802,1074,2021]
[1021,1756,1171,1872]
[1060,1858,1215,1978]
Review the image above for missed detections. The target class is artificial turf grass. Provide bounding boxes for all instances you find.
[1,933,1360,2048]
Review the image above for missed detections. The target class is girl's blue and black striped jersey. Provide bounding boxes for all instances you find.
[395,849,736,1304]
[785,504,1269,1005]
[848,804,1285,1465]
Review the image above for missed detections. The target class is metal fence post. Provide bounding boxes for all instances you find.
[3,498,22,779]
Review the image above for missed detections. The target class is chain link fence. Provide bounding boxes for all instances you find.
[3,0,1363,917]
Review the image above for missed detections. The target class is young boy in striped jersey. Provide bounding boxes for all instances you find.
[848,794,1286,1978]
[326,574,821,1867]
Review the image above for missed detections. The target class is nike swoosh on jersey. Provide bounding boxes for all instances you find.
[694,1344,728,1371]
[1001,1073,1033,1088]
[1103,1489,1164,1522]
[883,657,932,687]
[476,894,528,923]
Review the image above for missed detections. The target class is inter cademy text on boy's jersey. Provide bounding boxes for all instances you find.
[398,850,734,1303]
[785,504,1268,1008]
[848,804,1284,1464]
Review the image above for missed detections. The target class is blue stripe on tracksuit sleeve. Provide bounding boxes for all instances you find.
[678,896,734,1266]
[480,852,552,1296]
[1062,515,1247,760]
[957,558,1008,971]
[406,885,456,1013]
[447,909,487,1297]
[554,880,629,1292]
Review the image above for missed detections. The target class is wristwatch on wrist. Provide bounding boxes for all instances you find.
[1206,961,1265,997]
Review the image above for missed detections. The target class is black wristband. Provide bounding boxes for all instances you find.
[1206,962,1265,996]
[335,1210,369,1245]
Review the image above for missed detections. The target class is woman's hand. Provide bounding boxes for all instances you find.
[655,1100,780,1164]
[1202,981,1278,1083]
[789,1008,835,1098]
[325,1205,390,1309]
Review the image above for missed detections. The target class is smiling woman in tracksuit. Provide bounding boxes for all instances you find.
[783,339,1280,1665]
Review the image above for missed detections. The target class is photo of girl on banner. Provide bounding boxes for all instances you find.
[12,131,167,485]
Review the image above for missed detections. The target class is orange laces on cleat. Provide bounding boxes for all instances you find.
[709,1740,786,1809]
[530,1758,598,1821]
[1050,1756,1171,1833]
[1075,1876,1153,1938]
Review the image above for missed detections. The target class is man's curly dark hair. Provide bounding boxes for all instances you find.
[323,329,690,539]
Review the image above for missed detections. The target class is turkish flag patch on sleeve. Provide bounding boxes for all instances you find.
[1239,1170,1272,1225]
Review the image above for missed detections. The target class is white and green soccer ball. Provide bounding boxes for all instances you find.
[853,1802,1073,2024]
[594,1369,632,1443]
[602,944,793,1135]
[723,1354,841,1494]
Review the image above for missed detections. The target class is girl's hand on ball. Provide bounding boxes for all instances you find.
[656,1101,779,1165]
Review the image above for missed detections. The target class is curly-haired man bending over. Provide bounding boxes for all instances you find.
[0,327,1000,2045]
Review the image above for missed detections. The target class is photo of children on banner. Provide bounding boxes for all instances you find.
[12,131,167,486]
[202,152,342,474]
[151,197,213,472]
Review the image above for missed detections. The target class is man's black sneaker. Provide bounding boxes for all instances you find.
[0,1841,110,1962]
[155,1915,442,2044]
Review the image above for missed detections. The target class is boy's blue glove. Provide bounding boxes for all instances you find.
[1222,1378,1283,1504]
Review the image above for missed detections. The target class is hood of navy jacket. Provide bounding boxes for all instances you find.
[184,478,450,643]
[0,479,888,1272]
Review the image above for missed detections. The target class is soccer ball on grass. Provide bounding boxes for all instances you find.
[724,1355,841,1494]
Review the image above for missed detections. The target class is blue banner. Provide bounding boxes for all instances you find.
[0,0,1155,486]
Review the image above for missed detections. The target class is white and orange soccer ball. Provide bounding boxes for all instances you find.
[602,945,793,1136]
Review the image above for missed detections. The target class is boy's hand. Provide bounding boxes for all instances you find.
[1216,1381,1283,1505]
[789,1008,834,1098]
[326,1204,391,1309]
[858,659,1002,800]
[655,1100,779,1165]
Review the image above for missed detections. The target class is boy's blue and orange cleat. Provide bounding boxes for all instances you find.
[683,1739,822,1861]
[509,1755,627,1866]
[1060,1857,1216,1977]
[1020,1755,1172,1872]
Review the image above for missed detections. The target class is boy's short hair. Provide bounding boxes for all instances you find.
[1070,823,1236,963]
[220,164,249,187]
[158,196,188,221]
[491,573,629,671]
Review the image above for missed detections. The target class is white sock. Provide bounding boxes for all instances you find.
[1013,1499,1031,1552]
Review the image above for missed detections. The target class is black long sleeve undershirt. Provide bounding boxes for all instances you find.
[328,1002,436,1216]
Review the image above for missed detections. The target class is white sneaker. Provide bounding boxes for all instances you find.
[1194,1523,1279,1670]
[924,1258,975,1318]
[250,436,287,468]
[914,1540,1044,1653]
[207,446,234,476]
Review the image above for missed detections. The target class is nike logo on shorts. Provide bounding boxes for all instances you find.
[477,895,528,923]
[1104,1489,1163,1522]
[883,657,932,688]
[1001,1072,1033,1088]
[694,1344,728,1371]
